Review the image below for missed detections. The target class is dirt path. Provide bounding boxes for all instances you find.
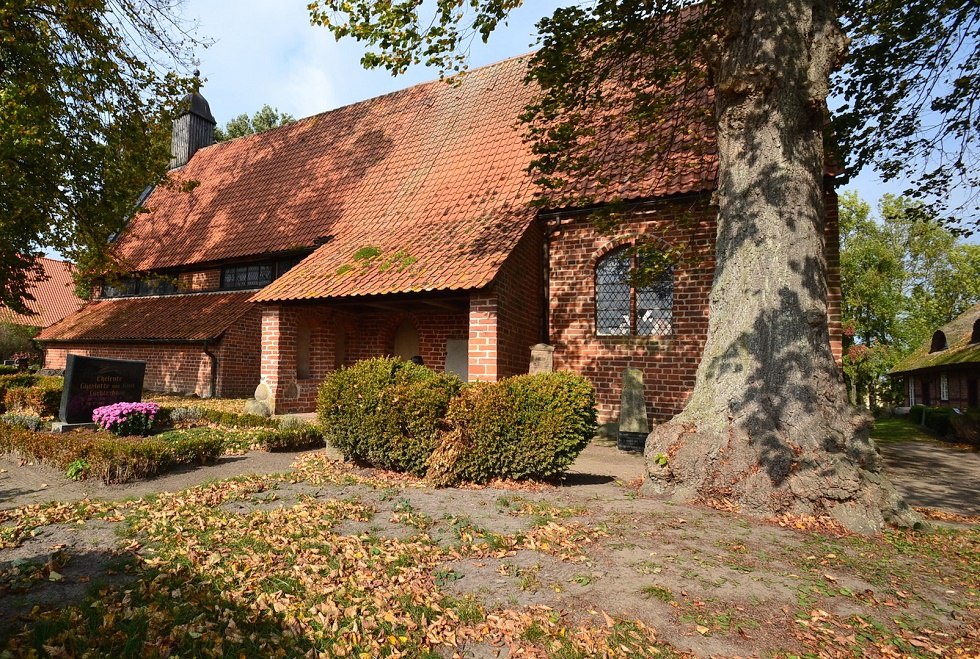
[2,439,977,517]
[0,450,311,511]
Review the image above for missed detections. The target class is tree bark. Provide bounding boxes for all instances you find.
[643,0,917,533]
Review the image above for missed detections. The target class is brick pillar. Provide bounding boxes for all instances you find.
[468,291,499,381]
[824,191,843,367]
[260,305,299,413]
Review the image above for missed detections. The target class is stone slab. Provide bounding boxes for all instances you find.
[59,354,146,424]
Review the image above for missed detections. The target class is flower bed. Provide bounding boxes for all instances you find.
[0,425,222,484]
[93,401,161,436]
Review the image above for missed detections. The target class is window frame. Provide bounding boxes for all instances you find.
[594,245,673,338]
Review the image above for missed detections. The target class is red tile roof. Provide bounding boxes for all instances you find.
[38,292,254,342]
[110,55,715,303]
[0,258,85,328]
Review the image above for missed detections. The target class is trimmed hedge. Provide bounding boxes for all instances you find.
[260,425,325,452]
[427,372,597,486]
[0,374,39,411]
[950,409,980,444]
[162,406,279,429]
[1,376,63,417]
[0,425,222,484]
[318,357,462,476]
[909,404,955,436]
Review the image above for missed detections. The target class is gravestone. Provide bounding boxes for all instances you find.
[58,354,146,425]
[618,367,649,452]
[529,344,555,375]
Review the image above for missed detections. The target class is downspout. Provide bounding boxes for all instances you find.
[541,216,551,344]
[202,339,218,398]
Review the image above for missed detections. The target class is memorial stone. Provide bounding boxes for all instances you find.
[59,355,146,424]
[529,343,555,375]
[618,367,650,452]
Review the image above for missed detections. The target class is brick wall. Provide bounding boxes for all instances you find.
[177,269,221,292]
[44,343,214,397]
[548,196,716,424]
[216,306,262,397]
[43,312,261,399]
[548,192,844,426]
[261,302,469,413]
[824,191,843,364]
[493,226,544,378]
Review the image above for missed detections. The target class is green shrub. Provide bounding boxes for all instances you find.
[317,357,462,475]
[0,365,18,376]
[159,406,279,429]
[923,407,953,436]
[427,372,597,486]
[950,409,980,444]
[1,412,45,431]
[0,425,223,484]
[261,425,325,452]
[2,376,63,417]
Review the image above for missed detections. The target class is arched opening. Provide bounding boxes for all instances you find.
[929,330,947,353]
[393,319,420,361]
[972,319,980,344]
[296,319,312,379]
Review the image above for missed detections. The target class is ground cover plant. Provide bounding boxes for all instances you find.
[0,453,976,657]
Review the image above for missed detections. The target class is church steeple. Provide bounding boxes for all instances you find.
[170,70,216,169]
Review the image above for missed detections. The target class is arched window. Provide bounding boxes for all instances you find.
[595,246,673,336]
[929,330,947,353]
[972,319,980,344]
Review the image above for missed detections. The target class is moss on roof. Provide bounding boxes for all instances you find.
[890,302,980,374]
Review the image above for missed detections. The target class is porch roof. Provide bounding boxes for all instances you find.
[37,292,254,343]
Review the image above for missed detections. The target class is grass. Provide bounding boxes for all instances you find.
[870,416,941,444]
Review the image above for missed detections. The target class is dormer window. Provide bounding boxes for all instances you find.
[929,330,947,353]
[972,319,980,343]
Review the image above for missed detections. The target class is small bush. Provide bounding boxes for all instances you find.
[167,406,204,426]
[1,412,45,431]
[0,425,222,484]
[93,402,161,436]
[427,372,597,486]
[0,365,18,376]
[66,458,90,481]
[159,406,279,429]
[950,409,979,444]
[261,425,325,452]
[0,373,39,412]
[317,357,462,476]
[2,376,63,417]
[924,407,953,436]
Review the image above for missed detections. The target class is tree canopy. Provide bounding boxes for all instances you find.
[214,105,296,142]
[0,0,195,312]
[840,191,980,407]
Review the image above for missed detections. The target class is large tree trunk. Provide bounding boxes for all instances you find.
[643,0,917,533]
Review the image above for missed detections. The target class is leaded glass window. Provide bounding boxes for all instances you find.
[595,246,673,337]
[221,263,273,290]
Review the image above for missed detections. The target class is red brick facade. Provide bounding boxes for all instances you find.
[900,368,980,409]
[42,197,844,426]
[547,192,843,425]
[44,305,263,399]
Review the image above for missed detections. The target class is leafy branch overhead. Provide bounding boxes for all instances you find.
[0,0,201,311]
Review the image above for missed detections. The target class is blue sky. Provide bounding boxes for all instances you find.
[178,0,921,220]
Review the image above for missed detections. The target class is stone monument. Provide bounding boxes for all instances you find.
[57,354,146,429]
[529,343,555,375]
[618,367,649,452]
